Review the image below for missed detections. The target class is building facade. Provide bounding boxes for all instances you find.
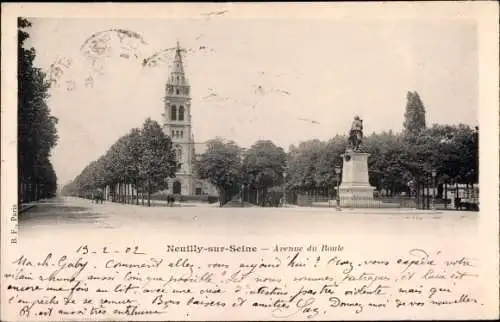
[162,42,217,196]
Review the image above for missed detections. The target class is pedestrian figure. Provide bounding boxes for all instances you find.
[454,197,461,210]
[167,194,175,207]
[94,190,104,204]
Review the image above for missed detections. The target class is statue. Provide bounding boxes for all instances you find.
[348,116,363,152]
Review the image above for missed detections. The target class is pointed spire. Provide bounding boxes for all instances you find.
[171,40,184,74]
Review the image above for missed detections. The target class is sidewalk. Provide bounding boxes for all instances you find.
[19,202,38,213]
[98,198,219,208]
[19,198,60,213]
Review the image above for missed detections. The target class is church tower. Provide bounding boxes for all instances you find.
[163,41,195,195]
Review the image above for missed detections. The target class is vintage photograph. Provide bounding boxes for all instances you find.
[4,3,498,321]
[17,12,479,240]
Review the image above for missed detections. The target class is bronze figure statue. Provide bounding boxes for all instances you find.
[348,115,363,152]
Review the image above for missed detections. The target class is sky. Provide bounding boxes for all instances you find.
[24,11,478,186]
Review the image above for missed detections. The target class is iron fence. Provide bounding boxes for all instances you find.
[295,193,417,209]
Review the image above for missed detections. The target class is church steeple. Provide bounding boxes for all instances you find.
[162,41,194,194]
[164,40,191,125]
[166,41,188,89]
[171,41,185,75]
[160,41,216,197]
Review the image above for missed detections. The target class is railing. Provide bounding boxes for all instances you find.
[296,194,417,209]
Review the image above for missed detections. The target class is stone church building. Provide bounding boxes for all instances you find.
[161,42,218,196]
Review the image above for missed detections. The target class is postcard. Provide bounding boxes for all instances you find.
[1,2,499,321]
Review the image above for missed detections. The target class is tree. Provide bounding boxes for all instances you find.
[18,17,59,202]
[139,118,177,206]
[194,138,243,206]
[124,128,144,204]
[242,140,287,206]
[364,132,411,196]
[287,140,326,192]
[403,91,426,137]
[314,135,346,193]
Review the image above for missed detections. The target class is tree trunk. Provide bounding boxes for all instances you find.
[135,181,139,205]
[218,188,224,207]
[444,183,448,209]
[426,184,430,209]
[147,178,151,207]
[418,181,422,209]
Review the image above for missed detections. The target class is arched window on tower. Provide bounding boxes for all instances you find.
[171,105,177,120]
[176,88,180,95]
[178,106,185,121]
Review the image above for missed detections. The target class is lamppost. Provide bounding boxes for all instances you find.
[335,165,341,211]
[431,169,437,211]
[283,170,287,207]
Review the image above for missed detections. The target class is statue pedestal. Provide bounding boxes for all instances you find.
[335,152,376,208]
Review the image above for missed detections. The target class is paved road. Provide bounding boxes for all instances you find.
[19,196,477,243]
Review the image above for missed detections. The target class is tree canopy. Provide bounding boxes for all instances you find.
[61,118,177,206]
[403,91,426,137]
[18,17,59,202]
[194,138,243,206]
[242,140,287,205]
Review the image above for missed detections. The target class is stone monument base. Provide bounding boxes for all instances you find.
[337,186,377,207]
[332,151,377,208]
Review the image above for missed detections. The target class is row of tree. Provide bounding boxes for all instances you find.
[286,124,477,196]
[18,18,59,203]
[193,91,478,205]
[195,139,287,206]
[60,119,178,206]
[62,87,478,207]
[191,122,478,206]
